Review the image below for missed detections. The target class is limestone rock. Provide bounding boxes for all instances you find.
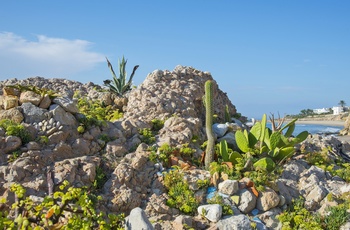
[125,207,154,230]
[50,104,78,126]
[0,136,22,154]
[216,214,252,230]
[39,94,51,109]
[238,189,257,214]
[197,204,222,223]
[0,108,24,123]
[172,215,193,230]
[19,91,42,106]
[3,95,18,110]
[256,187,280,212]
[52,97,79,113]
[21,102,48,124]
[218,179,239,196]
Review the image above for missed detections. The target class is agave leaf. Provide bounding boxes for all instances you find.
[253,157,276,172]
[128,65,139,86]
[235,130,249,153]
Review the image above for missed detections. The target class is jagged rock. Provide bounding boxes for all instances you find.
[72,138,91,155]
[256,187,280,212]
[125,207,154,230]
[197,204,222,223]
[158,116,201,147]
[52,97,79,113]
[218,179,239,196]
[281,160,307,181]
[0,107,24,123]
[21,102,48,124]
[238,189,257,214]
[50,104,78,126]
[216,214,252,230]
[305,185,328,203]
[54,156,100,187]
[276,179,300,205]
[125,66,237,134]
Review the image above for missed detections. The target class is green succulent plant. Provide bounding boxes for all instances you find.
[204,80,215,169]
[235,114,308,172]
[104,56,139,97]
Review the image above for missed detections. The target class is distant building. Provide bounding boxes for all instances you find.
[313,108,330,114]
[332,106,344,115]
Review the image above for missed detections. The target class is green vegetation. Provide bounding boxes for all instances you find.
[234,114,308,172]
[139,128,156,145]
[0,119,31,144]
[204,80,215,169]
[163,167,199,214]
[74,94,123,129]
[0,181,124,229]
[278,195,350,230]
[6,84,59,99]
[305,148,350,182]
[104,56,139,97]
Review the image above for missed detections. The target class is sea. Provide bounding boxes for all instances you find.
[266,123,343,136]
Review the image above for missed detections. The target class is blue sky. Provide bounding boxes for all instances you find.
[1,1,349,118]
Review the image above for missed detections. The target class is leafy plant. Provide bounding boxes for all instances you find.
[0,181,124,229]
[163,167,199,214]
[104,56,139,97]
[235,114,308,172]
[139,128,156,145]
[75,96,123,128]
[217,140,243,164]
[151,118,165,131]
[0,119,31,144]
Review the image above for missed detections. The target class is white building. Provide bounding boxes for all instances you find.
[332,106,344,115]
[313,108,330,114]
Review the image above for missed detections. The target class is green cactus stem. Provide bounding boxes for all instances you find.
[204,80,215,168]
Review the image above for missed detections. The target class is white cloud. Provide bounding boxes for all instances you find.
[0,32,105,79]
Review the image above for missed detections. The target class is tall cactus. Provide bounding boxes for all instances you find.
[204,80,215,168]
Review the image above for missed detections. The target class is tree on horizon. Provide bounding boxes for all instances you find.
[338,100,346,108]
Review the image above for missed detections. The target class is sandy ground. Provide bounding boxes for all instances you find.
[295,120,345,127]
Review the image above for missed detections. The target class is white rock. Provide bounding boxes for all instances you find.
[213,123,229,138]
[197,204,222,223]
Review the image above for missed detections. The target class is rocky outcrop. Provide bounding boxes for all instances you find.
[1,67,350,229]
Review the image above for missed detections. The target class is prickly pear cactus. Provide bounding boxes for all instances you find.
[204,80,215,168]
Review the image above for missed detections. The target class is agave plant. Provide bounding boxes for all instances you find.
[104,56,139,97]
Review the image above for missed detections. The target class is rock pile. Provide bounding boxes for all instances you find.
[0,66,350,229]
